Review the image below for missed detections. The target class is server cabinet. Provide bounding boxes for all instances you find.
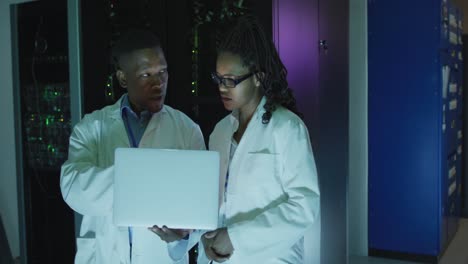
[369,0,464,262]
[13,0,76,263]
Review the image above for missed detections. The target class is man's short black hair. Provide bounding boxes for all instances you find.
[111,28,163,70]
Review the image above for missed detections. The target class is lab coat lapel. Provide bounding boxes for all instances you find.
[108,98,131,148]
[228,97,266,178]
[109,118,130,148]
[140,106,167,147]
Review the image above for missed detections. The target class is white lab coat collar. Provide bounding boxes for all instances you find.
[227,96,267,131]
[109,94,168,120]
[107,95,168,147]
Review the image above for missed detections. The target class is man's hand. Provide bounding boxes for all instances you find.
[149,225,192,243]
[201,228,234,263]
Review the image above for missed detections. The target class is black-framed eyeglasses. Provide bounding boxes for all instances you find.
[211,72,256,88]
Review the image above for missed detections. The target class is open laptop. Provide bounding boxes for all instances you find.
[113,148,220,230]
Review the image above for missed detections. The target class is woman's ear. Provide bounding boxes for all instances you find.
[254,72,265,87]
[116,70,128,88]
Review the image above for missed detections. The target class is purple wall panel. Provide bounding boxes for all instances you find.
[273,1,349,263]
[273,1,321,263]
[273,0,320,149]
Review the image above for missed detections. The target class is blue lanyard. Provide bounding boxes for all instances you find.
[222,140,236,226]
[122,110,136,261]
[224,171,229,204]
[225,139,237,200]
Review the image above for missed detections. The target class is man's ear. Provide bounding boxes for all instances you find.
[116,70,128,88]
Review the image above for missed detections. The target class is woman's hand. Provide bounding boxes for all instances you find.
[202,227,234,263]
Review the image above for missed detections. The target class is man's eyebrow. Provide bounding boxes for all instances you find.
[136,63,167,70]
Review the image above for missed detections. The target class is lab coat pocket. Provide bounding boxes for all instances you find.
[243,153,279,191]
[75,237,96,264]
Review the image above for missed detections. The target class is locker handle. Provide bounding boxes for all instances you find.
[319,40,329,53]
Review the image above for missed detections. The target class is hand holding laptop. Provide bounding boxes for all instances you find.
[149,225,192,242]
[202,228,234,262]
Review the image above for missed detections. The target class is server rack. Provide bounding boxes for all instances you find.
[368,0,464,262]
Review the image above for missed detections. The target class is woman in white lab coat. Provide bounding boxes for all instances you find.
[199,15,321,263]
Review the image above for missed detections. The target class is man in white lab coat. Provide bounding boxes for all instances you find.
[158,15,320,263]
[60,29,204,264]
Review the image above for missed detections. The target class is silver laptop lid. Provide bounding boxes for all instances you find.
[113,148,220,230]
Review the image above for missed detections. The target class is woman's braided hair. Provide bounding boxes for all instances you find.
[217,15,303,124]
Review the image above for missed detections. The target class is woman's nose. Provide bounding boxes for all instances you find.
[218,83,229,92]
